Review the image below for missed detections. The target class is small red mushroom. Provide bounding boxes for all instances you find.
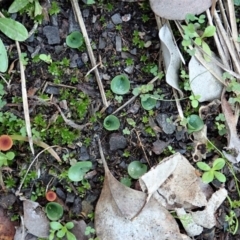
[0,135,13,151]
[46,190,57,202]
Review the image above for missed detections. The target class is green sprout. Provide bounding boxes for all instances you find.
[66,31,84,48]
[68,161,92,182]
[49,221,76,240]
[140,95,157,110]
[197,158,226,183]
[187,114,204,133]
[103,115,120,131]
[120,176,132,187]
[45,202,63,221]
[128,161,147,179]
[110,75,130,95]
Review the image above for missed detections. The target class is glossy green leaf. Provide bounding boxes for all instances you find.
[68,161,92,182]
[197,162,211,171]
[214,171,226,182]
[212,158,225,170]
[111,75,130,95]
[66,31,83,48]
[45,202,63,221]
[65,222,74,230]
[141,97,156,110]
[202,26,216,38]
[128,161,147,179]
[0,38,8,73]
[50,221,63,230]
[0,18,28,41]
[8,0,29,13]
[202,171,214,183]
[57,229,66,238]
[103,115,120,131]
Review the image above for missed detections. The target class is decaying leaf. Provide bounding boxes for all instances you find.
[23,199,49,238]
[0,207,16,239]
[221,96,240,162]
[95,137,184,240]
[159,24,183,98]
[139,153,212,209]
[149,0,212,20]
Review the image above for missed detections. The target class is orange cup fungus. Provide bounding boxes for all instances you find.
[0,135,13,151]
[46,190,57,202]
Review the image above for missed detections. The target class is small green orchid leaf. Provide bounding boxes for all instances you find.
[103,115,120,131]
[111,75,130,95]
[65,222,74,230]
[141,96,156,110]
[50,222,63,230]
[197,162,211,171]
[0,18,28,41]
[66,231,77,240]
[128,161,147,179]
[212,158,225,170]
[202,26,216,38]
[45,202,63,221]
[66,31,83,48]
[187,115,204,133]
[68,161,92,182]
[202,171,214,183]
[8,0,29,13]
[214,171,226,182]
[0,38,8,73]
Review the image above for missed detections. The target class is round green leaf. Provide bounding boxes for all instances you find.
[141,97,156,110]
[0,38,8,73]
[68,161,92,182]
[6,152,15,160]
[214,171,226,182]
[45,202,63,221]
[212,158,225,170]
[66,31,83,48]
[111,75,130,95]
[50,222,63,230]
[0,18,28,41]
[66,222,74,230]
[187,115,204,133]
[202,171,214,184]
[120,177,132,187]
[103,115,120,131]
[196,162,211,171]
[128,161,147,179]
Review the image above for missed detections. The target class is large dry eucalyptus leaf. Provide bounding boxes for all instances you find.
[95,147,183,239]
[150,0,212,20]
[140,153,211,210]
[159,24,183,97]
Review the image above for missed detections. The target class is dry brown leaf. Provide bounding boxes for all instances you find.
[221,96,240,162]
[150,0,212,20]
[95,137,183,240]
[0,207,16,239]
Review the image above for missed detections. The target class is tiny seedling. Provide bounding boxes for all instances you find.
[45,202,63,221]
[66,31,84,48]
[128,161,147,179]
[120,176,132,187]
[68,161,92,182]
[186,114,204,133]
[110,74,130,95]
[103,115,120,131]
[197,158,226,183]
[189,94,200,108]
[140,95,157,110]
[0,152,15,168]
[49,221,76,240]
[39,54,52,64]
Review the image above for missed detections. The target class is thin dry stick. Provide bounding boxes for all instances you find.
[16,42,34,155]
[70,0,108,108]
[112,75,160,115]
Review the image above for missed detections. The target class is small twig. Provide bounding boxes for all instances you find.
[28,22,38,38]
[20,215,25,240]
[85,62,101,79]
[70,0,109,108]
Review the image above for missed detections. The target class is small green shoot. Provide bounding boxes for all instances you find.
[128,161,147,179]
[187,115,204,133]
[111,75,130,95]
[49,221,76,240]
[66,31,84,48]
[68,161,92,182]
[140,95,157,110]
[120,176,132,187]
[197,158,226,183]
[0,152,15,167]
[189,94,200,108]
[103,115,120,131]
[39,54,52,64]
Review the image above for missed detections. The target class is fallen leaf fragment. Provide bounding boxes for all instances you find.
[159,24,183,97]
[23,199,49,238]
[95,137,183,240]
[140,153,210,209]
[0,207,16,239]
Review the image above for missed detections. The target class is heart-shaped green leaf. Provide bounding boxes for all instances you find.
[128,161,147,179]
[103,115,120,131]
[68,161,92,182]
[141,96,156,110]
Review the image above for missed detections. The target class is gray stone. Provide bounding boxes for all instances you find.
[111,13,122,25]
[50,14,58,26]
[156,113,176,134]
[109,134,127,151]
[45,86,59,95]
[82,9,90,18]
[66,192,75,204]
[43,26,60,45]
[124,65,134,74]
[70,54,79,68]
[116,35,122,52]
[79,146,90,160]
[68,10,81,33]
[98,37,106,49]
